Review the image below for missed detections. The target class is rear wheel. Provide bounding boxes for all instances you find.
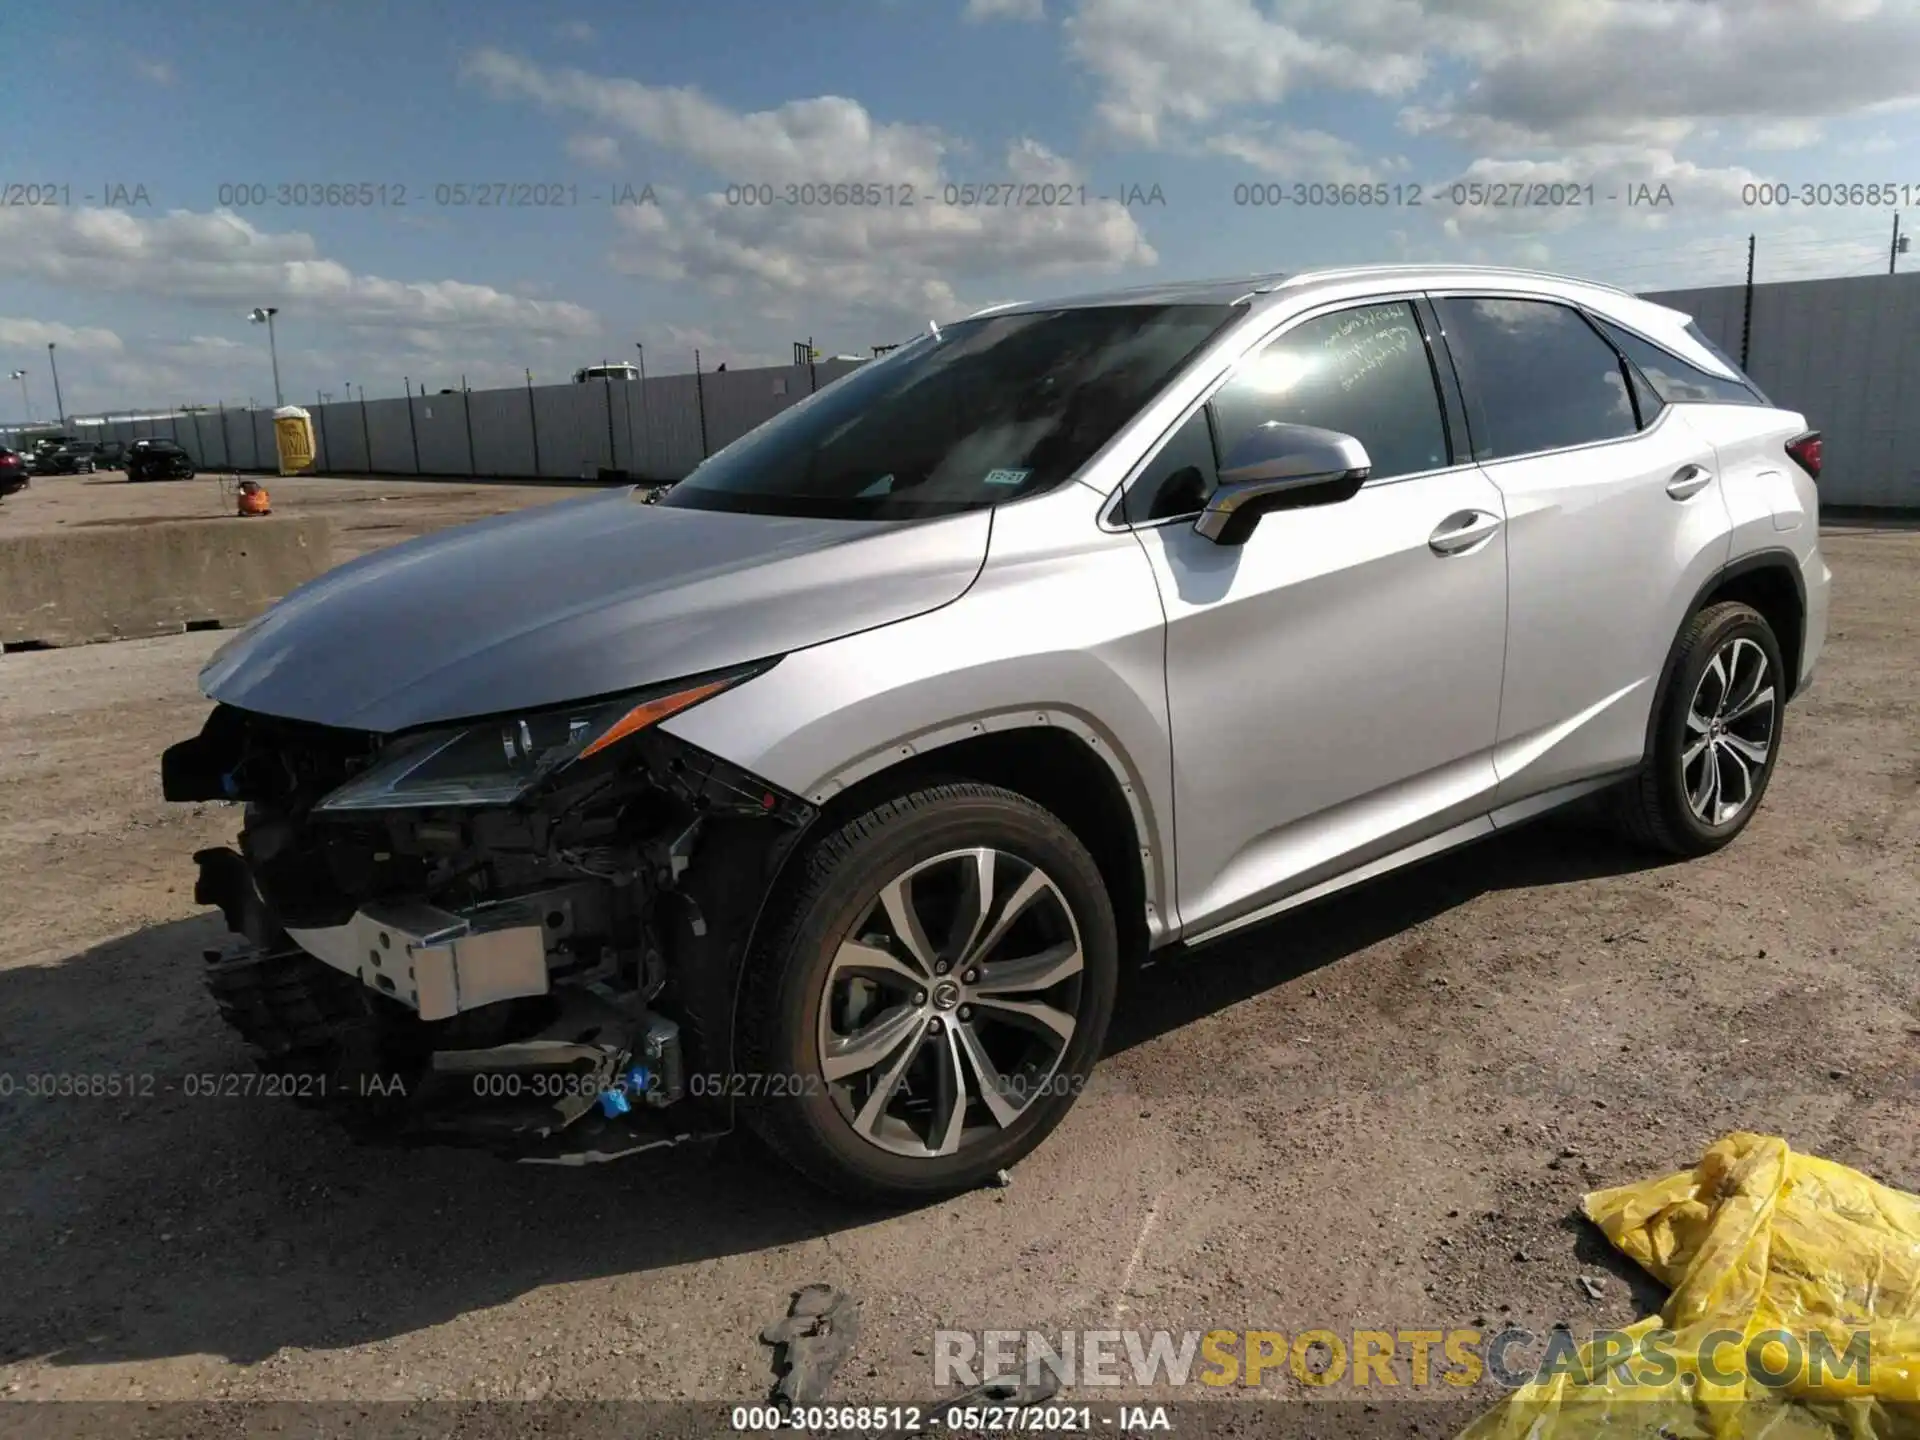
[738,783,1118,1202]
[1611,601,1784,856]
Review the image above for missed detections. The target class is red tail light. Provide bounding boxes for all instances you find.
[1786,430,1823,480]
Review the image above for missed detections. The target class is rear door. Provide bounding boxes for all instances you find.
[1588,315,1818,560]
[1429,294,1732,809]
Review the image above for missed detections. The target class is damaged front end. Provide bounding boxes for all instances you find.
[161,667,814,1164]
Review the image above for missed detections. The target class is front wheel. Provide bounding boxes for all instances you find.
[1611,601,1785,856]
[738,783,1119,1202]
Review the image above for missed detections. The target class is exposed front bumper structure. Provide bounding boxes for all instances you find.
[285,892,575,1022]
[172,698,816,1164]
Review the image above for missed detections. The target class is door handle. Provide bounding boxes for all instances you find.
[1428,509,1502,555]
[1666,464,1714,500]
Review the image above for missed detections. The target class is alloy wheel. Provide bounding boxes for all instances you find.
[1682,636,1776,826]
[817,847,1084,1159]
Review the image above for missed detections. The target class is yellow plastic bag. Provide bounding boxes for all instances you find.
[1458,1133,1920,1438]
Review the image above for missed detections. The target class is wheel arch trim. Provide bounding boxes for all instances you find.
[798,706,1171,940]
[1641,547,1806,766]
[1687,548,1807,693]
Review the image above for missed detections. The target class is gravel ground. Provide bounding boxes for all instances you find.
[0,515,1914,1431]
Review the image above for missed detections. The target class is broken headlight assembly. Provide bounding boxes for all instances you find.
[312,664,770,814]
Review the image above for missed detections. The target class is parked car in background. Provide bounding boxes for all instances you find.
[0,446,30,496]
[125,438,196,482]
[92,440,127,470]
[34,440,100,474]
[24,434,78,471]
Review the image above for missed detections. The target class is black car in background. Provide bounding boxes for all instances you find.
[125,438,197,482]
[35,440,101,474]
[0,447,29,496]
[92,440,127,470]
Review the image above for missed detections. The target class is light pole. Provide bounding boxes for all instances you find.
[634,341,653,476]
[8,369,28,423]
[47,343,65,426]
[248,306,283,408]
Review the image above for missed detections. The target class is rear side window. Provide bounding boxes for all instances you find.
[1592,317,1767,407]
[1210,301,1451,482]
[1434,297,1638,461]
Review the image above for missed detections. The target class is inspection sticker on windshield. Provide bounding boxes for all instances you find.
[982,468,1031,487]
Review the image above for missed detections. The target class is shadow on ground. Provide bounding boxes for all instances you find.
[1107,813,1668,1055]
[0,814,1665,1369]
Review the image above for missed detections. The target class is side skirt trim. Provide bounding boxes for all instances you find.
[1175,773,1629,953]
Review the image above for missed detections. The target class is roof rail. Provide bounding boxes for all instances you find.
[1282,262,1633,298]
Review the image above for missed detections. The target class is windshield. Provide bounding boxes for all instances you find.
[659,303,1242,520]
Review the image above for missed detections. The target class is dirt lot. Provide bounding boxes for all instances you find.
[0,468,600,566]
[0,507,1915,1429]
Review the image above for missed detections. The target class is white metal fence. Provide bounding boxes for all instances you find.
[5,357,865,485]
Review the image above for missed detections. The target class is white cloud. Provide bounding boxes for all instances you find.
[607,141,1156,329]
[1064,0,1428,148]
[131,56,176,85]
[565,132,624,169]
[0,206,600,338]
[1205,126,1401,183]
[462,48,951,187]
[1062,0,1920,162]
[1746,120,1827,152]
[556,20,596,42]
[965,0,1047,20]
[1427,147,1769,242]
[467,51,1158,328]
[1425,0,1920,149]
[1842,131,1902,155]
[0,317,125,353]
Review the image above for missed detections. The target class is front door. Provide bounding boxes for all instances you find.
[1124,297,1510,938]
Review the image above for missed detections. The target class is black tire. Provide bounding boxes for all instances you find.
[1611,601,1785,856]
[179,466,195,481]
[738,783,1119,1202]
[203,943,374,1104]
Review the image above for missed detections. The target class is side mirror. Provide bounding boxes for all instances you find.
[1194,423,1371,546]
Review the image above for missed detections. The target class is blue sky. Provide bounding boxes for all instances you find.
[4,0,1917,420]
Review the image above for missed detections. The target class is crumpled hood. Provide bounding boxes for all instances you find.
[199,487,991,733]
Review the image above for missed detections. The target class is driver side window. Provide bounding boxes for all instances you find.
[1211,300,1451,483]
[1120,299,1453,525]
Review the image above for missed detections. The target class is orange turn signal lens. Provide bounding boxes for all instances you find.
[576,679,733,760]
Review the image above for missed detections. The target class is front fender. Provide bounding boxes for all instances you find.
[660,492,1178,939]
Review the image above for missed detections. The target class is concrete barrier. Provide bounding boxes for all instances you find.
[0,515,333,648]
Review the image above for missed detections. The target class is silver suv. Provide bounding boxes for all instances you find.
[163,264,1830,1199]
